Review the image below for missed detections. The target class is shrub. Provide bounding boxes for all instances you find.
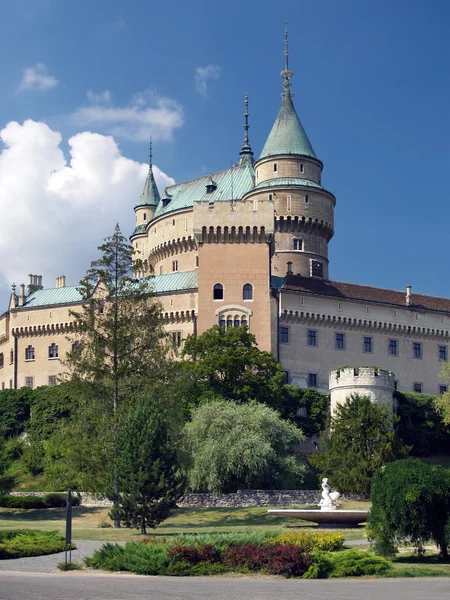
[0,493,80,509]
[84,542,170,575]
[222,543,313,577]
[57,561,83,571]
[163,561,226,576]
[0,530,71,559]
[269,531,344,552]
[327,550,391,578]
[168,544,220,564]
[171,530,280,551]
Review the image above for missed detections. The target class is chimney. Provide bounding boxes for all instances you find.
[27,274,44,295]
[18,284,26,307]
[406,285,412,306]
[56,275,66,289]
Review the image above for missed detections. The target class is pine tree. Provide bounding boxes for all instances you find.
[309,394,408,497]
[111,399,183,534]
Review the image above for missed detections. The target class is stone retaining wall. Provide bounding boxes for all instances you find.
[9,490,321,508]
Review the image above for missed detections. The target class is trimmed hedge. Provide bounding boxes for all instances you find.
[0,530,73,559]
[269,531,344,552]
[0,493,81,509]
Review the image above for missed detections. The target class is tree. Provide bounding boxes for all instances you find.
[0,438,14,494]
[309,394,408,497]
[181,325,288,411]
[111,399,183,534]
[183,399,306,493]
[435,363,450,425]
[369,459,450,558]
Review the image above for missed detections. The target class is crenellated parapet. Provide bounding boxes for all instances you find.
[329,366,396,415]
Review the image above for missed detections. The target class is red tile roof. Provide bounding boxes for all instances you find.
[282,275,450,314]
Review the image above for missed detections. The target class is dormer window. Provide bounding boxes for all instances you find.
[162,192,172,207]
[205,176,217,194]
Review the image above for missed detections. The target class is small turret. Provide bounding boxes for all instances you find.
[134,140,160,228]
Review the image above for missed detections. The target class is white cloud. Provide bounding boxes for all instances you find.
[195,64,221,97]
[86,90,111,104]
[18,63,59,92]
[72,90,184,142]
[0,120,174,307]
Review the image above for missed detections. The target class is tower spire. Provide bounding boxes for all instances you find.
[148,137,153,170]
[280,21,293,95]
[135,138,160,209]
[239,94,254,166]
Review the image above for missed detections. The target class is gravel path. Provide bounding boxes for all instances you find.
[0,540,122,573]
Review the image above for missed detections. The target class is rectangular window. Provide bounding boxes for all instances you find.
[25,376,33,389]
[0,353,3,369]
[25,346,35,361]
[171,331,182,348]
[335,333,345,351]
[1,382,4,390]
[413,342,422,359]
[311,260,324,278]
[299,163,304,173]
[253,199,258,212]
[363,336,373,353]
[440,385,448,394]
[307,329,318,347]
[287,195,291,212]
[394,380,399,391]
[9,379,12,389]
[337,302,342,311]
[172,260,178,272]
[48,376,57,387]
[48,344,59,359]
[273,163,278,172]
[280,326,290,344]
[281,370,290,383]
[305,194,309,203]
[413,382,423,393]
[195,256,199,268]
[293,238,303,251]
[439,345,448,362]
[388,339,398,356]
[308,373,318,388]
[159,266,163,275]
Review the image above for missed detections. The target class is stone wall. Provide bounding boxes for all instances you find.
[9,490,320,508]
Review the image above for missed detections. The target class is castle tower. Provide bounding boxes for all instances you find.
[245,27,336,279]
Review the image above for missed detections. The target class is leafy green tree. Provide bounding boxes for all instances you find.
[369,459,450,558]
[0,388,32,438]
[183,399,306,493]
[309,394,408,497]
[0,438,14,493]
[181,325,288,411]
[111,399,183,534]
[435,363,450,426]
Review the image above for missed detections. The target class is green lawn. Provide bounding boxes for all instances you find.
[0,503,369,542]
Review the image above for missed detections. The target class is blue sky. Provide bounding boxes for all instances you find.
[1,0,450,307]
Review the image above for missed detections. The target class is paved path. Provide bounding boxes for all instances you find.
[0,572,449,600]
[0,540,110,573]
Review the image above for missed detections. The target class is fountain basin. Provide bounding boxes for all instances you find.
[267,509,369,528]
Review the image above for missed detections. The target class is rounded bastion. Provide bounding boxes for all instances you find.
[329,366,396,416]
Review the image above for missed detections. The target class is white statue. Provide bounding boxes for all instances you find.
[318,477,340,511]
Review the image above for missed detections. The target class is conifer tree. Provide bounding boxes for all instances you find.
[111,399,183,534]
[309,394,408,497]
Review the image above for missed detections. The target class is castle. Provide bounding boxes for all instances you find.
[1,33,450,397]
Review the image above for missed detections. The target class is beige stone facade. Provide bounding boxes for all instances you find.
[2,58,450,399]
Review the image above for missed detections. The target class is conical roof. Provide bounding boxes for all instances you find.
[135,164,160,209]
[259,90,316,160]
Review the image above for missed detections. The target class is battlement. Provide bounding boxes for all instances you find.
[329,366,396,415]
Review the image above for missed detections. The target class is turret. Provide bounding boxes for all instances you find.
[134,140,160,230]
[248,25,336,280]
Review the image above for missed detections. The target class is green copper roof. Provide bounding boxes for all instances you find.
[135,164,160,209]
[271,275,285,290]
[145,270,198,294]
[154,164,255,219]
[132,224,147,236]
[19,286,83,309]
[254,178,323,190]
[259,91,316,160]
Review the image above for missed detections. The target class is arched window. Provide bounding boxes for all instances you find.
[219,318,226,328]
[234,317,240,328]
[243,283,253,300]
[227,317,233,328]
[241,316,247,327]
[213,283,223,300]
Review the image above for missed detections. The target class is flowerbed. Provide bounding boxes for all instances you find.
[84,530,391,578]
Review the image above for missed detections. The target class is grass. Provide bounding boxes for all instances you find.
[0,502,370,542]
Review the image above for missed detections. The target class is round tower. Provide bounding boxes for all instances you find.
[329,367,396,416]
[244,27,335,280]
